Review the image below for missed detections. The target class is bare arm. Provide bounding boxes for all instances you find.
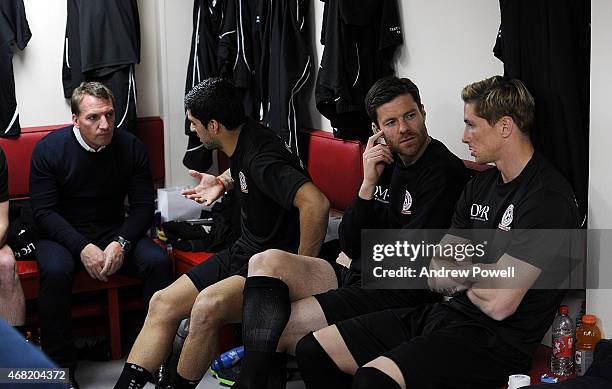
[428,234,541,320]
[293,182,330,257]
[427,234,473,295]
[0,201,8,247]
[466,255,541,321]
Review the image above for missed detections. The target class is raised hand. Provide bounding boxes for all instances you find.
[359,131,394,199]
[182,170,225,206]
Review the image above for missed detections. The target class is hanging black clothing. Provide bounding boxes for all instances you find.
[0,0,30,137]
[316,0,402,142]
[493,0,590,223]
[258,0,312,154]
[62,0,140,132]
[183,0,228,172]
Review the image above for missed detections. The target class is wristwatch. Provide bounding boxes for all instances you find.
[114,236,132,253]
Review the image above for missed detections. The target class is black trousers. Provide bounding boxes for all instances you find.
[36,237,173,367]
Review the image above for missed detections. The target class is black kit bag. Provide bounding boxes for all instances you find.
[162,191,240,252]
[6,201,39,260]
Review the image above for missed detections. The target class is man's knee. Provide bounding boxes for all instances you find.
[189,291,227,331]
[353,367,401,389]
[248,249,290,277]
[0,247,17,282]
[147,287,187,322]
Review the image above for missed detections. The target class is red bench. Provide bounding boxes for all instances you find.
[2,117,165,360]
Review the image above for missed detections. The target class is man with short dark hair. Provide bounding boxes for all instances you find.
[30,81,173,388]
[232,76,469,389]
[114,78,330,389]
[0,147,25,327]
[294,76,580,389]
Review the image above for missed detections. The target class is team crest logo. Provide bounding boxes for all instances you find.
[498,204,514,231]
[401,190,412,215]
[239,171,248,193]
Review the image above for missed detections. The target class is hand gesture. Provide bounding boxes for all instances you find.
[359,131,393,199]
[80,244,108,282]
[100,241,125,278]
[335,251,353,269]
[182,170,225,206]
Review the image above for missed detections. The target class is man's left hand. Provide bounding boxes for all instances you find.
[100,241,125,278]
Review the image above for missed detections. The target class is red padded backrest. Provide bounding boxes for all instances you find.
[303,129,363,211]
[133,117,165,185]
[0,117,165,199]
[0,124,68,198]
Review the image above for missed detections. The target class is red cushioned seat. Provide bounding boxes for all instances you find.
[302,129,363,212]
[173,249,215,277]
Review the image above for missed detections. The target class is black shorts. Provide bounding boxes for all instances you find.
[314,285,441,325]
[336,304,529,389]
[185,244,253,291]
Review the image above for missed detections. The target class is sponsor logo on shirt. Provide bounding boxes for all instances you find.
[239,171,248,193]
[401,190,412,215]
[498,204,514,231]
[470,204,490,221]
[389,26,401,35]
[374,185,390,204]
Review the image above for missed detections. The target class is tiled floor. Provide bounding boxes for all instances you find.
[76,358,306,389]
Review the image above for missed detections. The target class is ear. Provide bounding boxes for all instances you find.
[72,114,79,128]
[209,119,221,135]
[371,122,380,134]
[420,104,426,120]
[499,116,513,138]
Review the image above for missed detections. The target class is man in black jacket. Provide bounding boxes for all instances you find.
[234,76,469,388]
[29,82,173,388]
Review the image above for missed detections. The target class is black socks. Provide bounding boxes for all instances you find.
[239,276,291,388]
[353,367,401,389]
[174,372,200,389]
[296,332,352,389]
[113,363,152,389]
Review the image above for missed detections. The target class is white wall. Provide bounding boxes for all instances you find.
[12,1,610,333]
[14,0,161,127]
[305,0,503,160]
[587,0,612,337]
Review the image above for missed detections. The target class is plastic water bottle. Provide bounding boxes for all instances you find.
[211,345,245,371]
[551,305,574,376]
[575,314,602,376]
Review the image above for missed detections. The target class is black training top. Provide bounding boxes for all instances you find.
[0,147,8,202]
[445,152,580,356]
[29,127,155,256]
[339,139,470,272]
[0,0,30,137]
[230,118,311,254]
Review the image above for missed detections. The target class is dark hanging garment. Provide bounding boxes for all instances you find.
[0,0,30,137]
[494,0,590,223]
[62,0,140,132]
[316,0,402,142]
[183,0,227,172]
[259,0,313,155]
